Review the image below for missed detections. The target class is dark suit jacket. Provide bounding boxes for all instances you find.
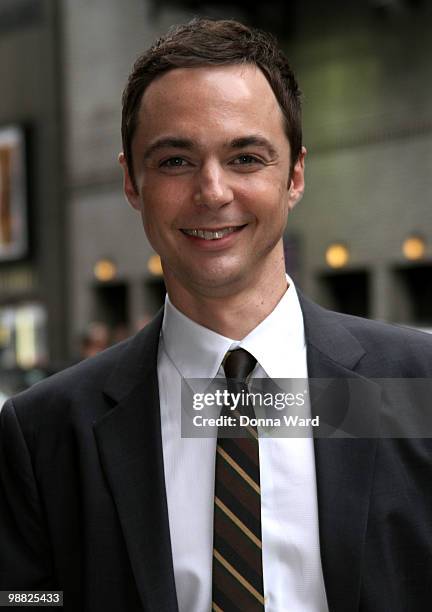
[1,295,432,612]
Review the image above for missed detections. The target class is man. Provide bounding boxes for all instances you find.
[1,18,431,612]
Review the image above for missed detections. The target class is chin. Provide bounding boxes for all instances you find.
[187,268,250,295]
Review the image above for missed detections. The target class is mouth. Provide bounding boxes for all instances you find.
[180,226,246,240]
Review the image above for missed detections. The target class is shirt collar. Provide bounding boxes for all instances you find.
[161,275,305,380]
[161,296,234,380]
[240,277,305,378]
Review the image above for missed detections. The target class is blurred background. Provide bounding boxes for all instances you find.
[1,0,431,400]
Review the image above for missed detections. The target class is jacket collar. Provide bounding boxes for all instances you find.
[102,308,164,404]
[299,291,366,370]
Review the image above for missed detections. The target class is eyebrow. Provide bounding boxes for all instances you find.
[142,134,278,160]
[143,138,195,160]
[228,136,278,158]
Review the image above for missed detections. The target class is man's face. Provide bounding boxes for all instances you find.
[120,64,305,298]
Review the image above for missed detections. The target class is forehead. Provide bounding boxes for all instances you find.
[135,64,287,145]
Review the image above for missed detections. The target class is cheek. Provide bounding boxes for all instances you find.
[278,184,291,215]
[140,188,185,236]
[233,176,269,208]
[241,176,289,218]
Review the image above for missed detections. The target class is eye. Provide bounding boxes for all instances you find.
[231,154,262,165]
[159,157,190,168]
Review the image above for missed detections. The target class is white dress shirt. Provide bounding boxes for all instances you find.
[158,278,329,611]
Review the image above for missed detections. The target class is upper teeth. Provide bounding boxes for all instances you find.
[182,227,237,240]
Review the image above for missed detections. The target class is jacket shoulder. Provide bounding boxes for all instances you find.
[2,312,161,440]
[7,308,163,415]
[326,308,432,376]
[298,292,432,376]
[2,339,130,430]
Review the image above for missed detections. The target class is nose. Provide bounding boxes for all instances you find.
[194,161,234,209]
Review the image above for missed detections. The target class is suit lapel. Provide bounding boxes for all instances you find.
[94,310,179,612]
[299,294,381,612]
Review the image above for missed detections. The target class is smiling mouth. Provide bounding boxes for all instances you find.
[180,226,245,240]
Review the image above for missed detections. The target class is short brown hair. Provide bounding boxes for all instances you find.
[121,18,302,189]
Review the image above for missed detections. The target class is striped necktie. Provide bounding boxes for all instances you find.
[212,349,265,611]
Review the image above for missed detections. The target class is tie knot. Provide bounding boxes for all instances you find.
[223,349,257,383]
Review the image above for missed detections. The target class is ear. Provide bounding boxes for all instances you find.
[287,146,306,211]
[119,152,141,211]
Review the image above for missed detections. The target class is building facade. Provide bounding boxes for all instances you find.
[1,0,431,372]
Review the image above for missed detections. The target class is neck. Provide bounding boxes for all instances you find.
[164,263,288,340]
